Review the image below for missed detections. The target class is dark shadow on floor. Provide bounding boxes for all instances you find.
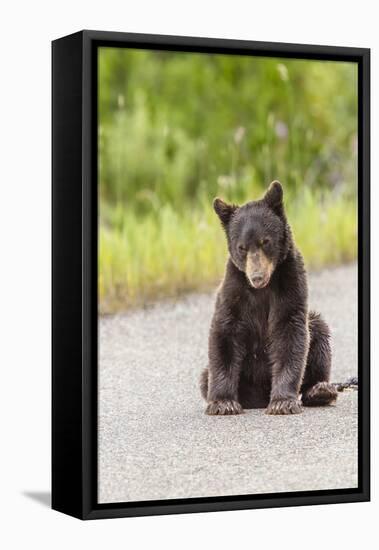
[23,491,51,507]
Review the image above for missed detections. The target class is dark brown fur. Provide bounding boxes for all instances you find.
[200,181,337,415]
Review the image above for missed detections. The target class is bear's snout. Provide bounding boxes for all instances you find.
[246,250,273,289]
[250,273,265,287]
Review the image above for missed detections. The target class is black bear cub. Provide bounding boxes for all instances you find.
[200,181,338,415]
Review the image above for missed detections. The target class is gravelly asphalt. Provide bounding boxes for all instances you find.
[98,264,358,504]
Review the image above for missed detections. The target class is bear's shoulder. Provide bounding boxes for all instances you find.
[272,246,308,307]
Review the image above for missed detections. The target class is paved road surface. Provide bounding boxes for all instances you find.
[98,264,358,503]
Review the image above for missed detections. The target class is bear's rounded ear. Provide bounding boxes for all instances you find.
[263,181,284,214]
[213,197,238,227]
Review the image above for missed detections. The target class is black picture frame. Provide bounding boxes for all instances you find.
[52,30,370,520]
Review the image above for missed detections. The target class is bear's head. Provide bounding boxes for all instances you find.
[213,181,291,289]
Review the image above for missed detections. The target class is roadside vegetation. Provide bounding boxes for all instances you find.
[99,48,358,313]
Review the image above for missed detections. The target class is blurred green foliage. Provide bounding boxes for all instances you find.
[98,48,358,313]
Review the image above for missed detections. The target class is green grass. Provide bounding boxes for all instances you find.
[99,50,358,213]
[99,189,357,314]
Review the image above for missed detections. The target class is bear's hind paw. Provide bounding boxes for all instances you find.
[302,382,338,407]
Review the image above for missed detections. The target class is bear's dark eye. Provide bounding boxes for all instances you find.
[261,237,271,246]
[238,244,247,253]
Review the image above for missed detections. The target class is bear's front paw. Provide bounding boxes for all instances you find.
[266,398,303,415]
[206,400,244,416]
